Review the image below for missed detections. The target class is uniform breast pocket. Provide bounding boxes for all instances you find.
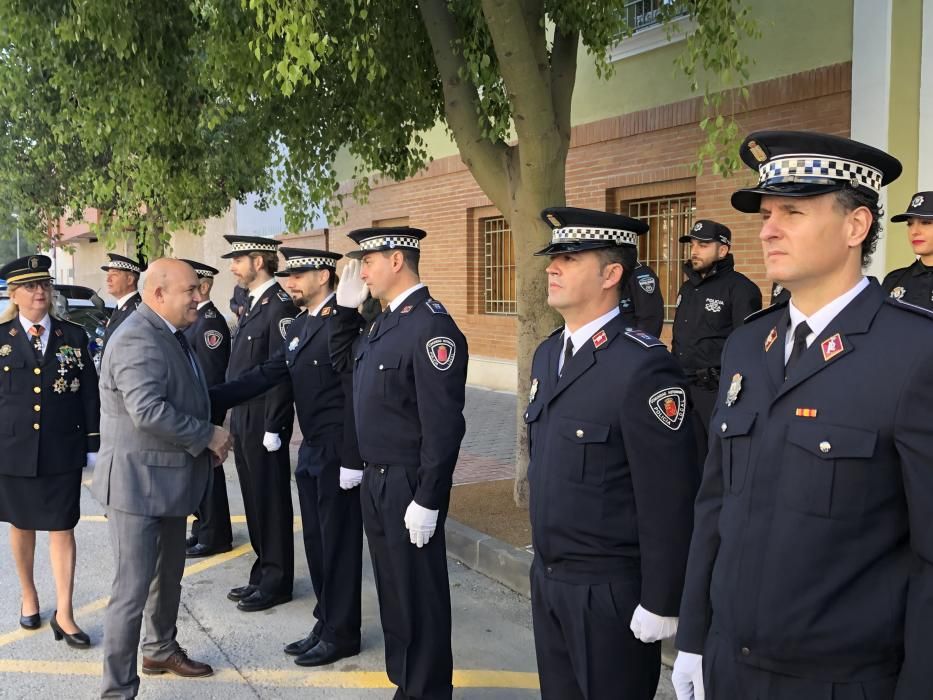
[523,401,543,462]
[781,422,877,518]
[247,330,268,359]
[1,361,25,393]
[375,353,401,397]
[713,409,757,495]
[556,417,611,485]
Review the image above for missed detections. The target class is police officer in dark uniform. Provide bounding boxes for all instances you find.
[210,248,364,667]
[180,260,233,558]
[881,191,933,309]
[620,261,664,336]
[525,208,699,700]
[221,235,298,612]
[673,131,933,700]
[672,220,761,459]
[330,227,468,700]
[101,253,146,349]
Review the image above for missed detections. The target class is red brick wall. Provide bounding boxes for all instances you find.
[330,63,852,361]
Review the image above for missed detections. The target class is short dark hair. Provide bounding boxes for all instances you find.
[833,189,883,268]
[250,251,279,274]
[321,268,338,291]
[595,246,637,297]
[380,248,420,275]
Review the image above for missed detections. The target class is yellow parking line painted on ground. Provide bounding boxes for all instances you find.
[0,660,540,690]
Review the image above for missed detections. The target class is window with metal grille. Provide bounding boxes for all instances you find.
[482,216,516,315]
[625,195,696,322]
[623,0,684,33]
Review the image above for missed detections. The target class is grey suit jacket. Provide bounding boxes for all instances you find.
[91,303,214,517]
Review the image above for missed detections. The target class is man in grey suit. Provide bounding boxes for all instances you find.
[92,258,233,699]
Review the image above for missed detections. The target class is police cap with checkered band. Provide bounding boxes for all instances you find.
[731,130,902,213]
[275,247,342,276]
[345,227,426,260]
[220,234,283,259]
[535,207,648,256]
[679,219,731,246]
[101,253,147,275]
[180,259,219,279]
[890,191,933,223]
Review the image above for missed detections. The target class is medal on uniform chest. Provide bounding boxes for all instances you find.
[528,378,538,404]
[0,344,10,357]
[725,373,743,406]
[53,377,67,394]
[70,378,80,393]
[288,337,299,351]
[891,286,905,300]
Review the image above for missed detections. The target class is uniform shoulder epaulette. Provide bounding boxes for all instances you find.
[743,301,786,324]
[276,290,291,303]
[424,298,448,315]
[623,328,664,348]
[548,326,564,338]
[885,297,933,319]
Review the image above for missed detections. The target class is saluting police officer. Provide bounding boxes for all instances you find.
[222,235,298,612]
[619,261,664,336]
[881,191,933,309]
[525,207,699,700]
[672,221,761,459]
[330,228,468,700]
[672,131,933,700]
[180,260,233,558]
[101,253,146,349]
[210,248,364,668]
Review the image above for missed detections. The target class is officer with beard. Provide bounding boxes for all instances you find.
[671,221,761,459]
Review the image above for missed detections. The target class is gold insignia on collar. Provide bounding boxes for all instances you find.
[9,327,17,336]
[821,333,844,361]
[764,327,778,352]
[321,306,331,317]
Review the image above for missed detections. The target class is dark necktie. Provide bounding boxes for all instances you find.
[28,324,44,360]
[559,334,574,378]
[784,321,812,380]
[174,330,197,372]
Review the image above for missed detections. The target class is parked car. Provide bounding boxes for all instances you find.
[52,284,112,371]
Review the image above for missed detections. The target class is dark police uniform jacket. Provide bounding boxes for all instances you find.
[620,263,664,337]
[0,317,100,477]
[331,286,467,510]
[103,291,141,347]
[672,255,762,374]
[677,281,933,692]
[525,313,699,612]
[226,283,297,435]
[213,296,362,475]
[184,301,230,390]
[881,260,933,311]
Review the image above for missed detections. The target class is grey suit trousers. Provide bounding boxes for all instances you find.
[100,508,187,699]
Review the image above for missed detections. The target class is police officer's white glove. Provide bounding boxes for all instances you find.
[86,452,97,469]
[403,501,438,548]
[629,604,678,643]
[672,651,705,700]
[336,259,369,308]
[262,432,282,452]
[339,467,363,490]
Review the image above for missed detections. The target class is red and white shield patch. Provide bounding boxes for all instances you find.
[204,330,223,350]
[648,387,687,431]
[426,336,456,371]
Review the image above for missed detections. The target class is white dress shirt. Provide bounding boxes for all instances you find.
[557,306,621,376]
[19,314,51,355]
[246,278,278,310]
[388,283,426,312]
[784,276,869,363]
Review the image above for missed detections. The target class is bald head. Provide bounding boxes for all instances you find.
[143,258,200,329]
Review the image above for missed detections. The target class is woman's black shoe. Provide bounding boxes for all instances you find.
[50,611,90,648]
[19,607,40,630]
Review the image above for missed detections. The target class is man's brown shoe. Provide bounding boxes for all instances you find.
[142,648,213,678]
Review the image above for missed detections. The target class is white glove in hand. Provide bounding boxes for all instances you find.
[262,432,282,452]
[339,467,363,490]
[336,259,369,308]
[629,604,679,643]
[671,652,705,700]
[86,452,98,469]
[403,501,438,548]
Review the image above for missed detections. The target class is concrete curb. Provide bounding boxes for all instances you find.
[445,518,533,599]
[444,517,677,667]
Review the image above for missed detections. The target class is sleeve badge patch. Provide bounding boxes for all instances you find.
[204,330,224,350]
[279,318,294,339]
[648,387,687,431]
[637,275,656,294]
[426,336,456,370]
